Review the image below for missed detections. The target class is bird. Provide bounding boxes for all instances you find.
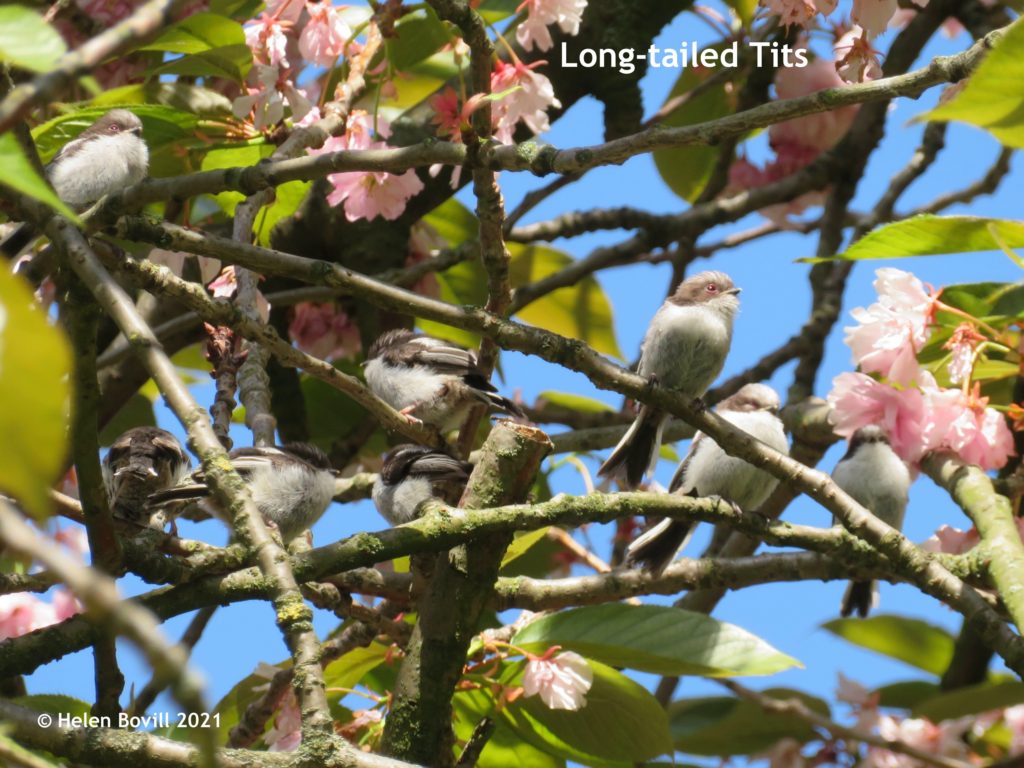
[831,425,911,618]
[147,443,338,542]
[363,329,525,433]
[2,109,149,258]
[101,427,192,524]
[598,271,741,489]
[625,383,788,574]
[372,444,473,525]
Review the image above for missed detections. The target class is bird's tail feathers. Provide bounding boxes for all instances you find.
[598,407,665,489]
[147,483,210,509]
[625,518,694,574]
[481,391,527,419]
[840,580,878,618]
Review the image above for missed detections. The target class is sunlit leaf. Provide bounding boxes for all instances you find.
[514,604,801,677]
[0,134,78,221]
[822,615,954,676]
[920,17,1024,147]
[914,679,1024,721]
[802,216,1024,263]
[453,687,564,768]
[537,391,615,414]
[0,270,71,518]
[255,181,312,246]
[0,6,66,72]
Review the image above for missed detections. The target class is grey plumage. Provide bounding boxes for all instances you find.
[626,383,788,574]
[101,427,192,524]
[147,443,337,541]
[831,425,911,618]
[372,444,472,525]
[599,271,740,489]
[363,330,525,433]
[2,109,148,258]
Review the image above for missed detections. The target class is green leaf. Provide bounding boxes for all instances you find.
[0,134,78,221]
[801,216,1024,263]
[914,680,1024,722]
[92,82,233,116]
[323,642,390,690]
[140,12,246,55]
[0,6,66,72]
[15,694,91,721]
[0,270,71,518]
[537,391,615,414]
[503,660,673,765]
[875,680,941,709]
[453,687,564,768]
[510,243,622,359]
[151,43,253,83]
[652,48,737,203]
[670,690,829,756]
[200,144,274,214]
[501,526,551,567]
[477,0,521,23]
[920,17,1024,147]
[387,10,452,71]
[822,615,954,676]
[254,180,311,247]
[0,731,61,767]
[514,604,801,677]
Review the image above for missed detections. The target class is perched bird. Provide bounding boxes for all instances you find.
[625,383,788,574]
[599,271,741,489]
[101,427,192,524]
[363,329,525,433]
[147,443,338,542]
[2,109,149,258]
[372,444,473,525]
[831,425,911,618]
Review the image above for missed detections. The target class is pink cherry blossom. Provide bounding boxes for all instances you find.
[754,738,805,768]
[233,64,312,130]
[844,268,937,385]
[516,0,588,52]
[827,372,927,463]
[244,15,292,68]
[313,112,424,222]
[852,0,899,38]
[407,223,444,299]
[1004,705,1024,754]
[0,593,58,640]
[522,649,593,710]
[53,526,89,559]
[208,267,271,322]
[921,524,979,554]
[864,716,972,768]
[761,0,819,29]
[834,27,883,83]
[288,302,361,360]
[299,3,352,67]
[919,378,1014,471]
[266,692,301,752]
[771,57,859,153]
[943,323,985,385]
[491,59,561,142]
[51,589,83,622]
[265,0,305,23]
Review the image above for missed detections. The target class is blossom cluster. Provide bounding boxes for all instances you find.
[0,527,87,641]
[827,268,1015,471]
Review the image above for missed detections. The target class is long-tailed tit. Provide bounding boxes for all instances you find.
[101,427,192,524]
[372,444,472,525]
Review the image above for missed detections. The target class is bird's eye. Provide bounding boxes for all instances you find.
[109,124,120,132]
[705,283,718,293]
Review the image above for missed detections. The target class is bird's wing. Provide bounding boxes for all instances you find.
[410,452,473,482]
[668,432,706,493]
[398,336,480,376]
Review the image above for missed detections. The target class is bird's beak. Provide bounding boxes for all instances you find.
[726,287,742,295]
[131,127,143,137]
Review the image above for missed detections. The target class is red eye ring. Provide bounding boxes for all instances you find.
[706,283,718,293]
[109,124,120,132]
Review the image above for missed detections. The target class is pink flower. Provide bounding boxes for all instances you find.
[288,302,361,360]
[865,716,972,768]
[852,0,899,38]
[834,27,883,83]
[51,589,83,622]
[753,738,805,768]
[266,692,301,752]
[522,649,593,710]
[491,59,561,142]
[920,379,1014,471]
[299,3,352,67]
[53,526,89,559]
[516,0,587,52]
[760,0,818,29]
[0,593,57,640]
[208,266,271,322]
[232,64,312,130]
[827,372,927,463]
[771,58,858,153]
[75,0,138,24]
[844,268,937,385]
[407,223,444,299]
[150,249,222,284]
[265,0,304,22]
[1004,705,1024,755]
[943,323,985,386]
[921,524,979,554]
[313,113,424,222]
[244,15,292,68]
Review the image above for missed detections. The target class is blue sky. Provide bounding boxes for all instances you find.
[26,1,1024,756]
